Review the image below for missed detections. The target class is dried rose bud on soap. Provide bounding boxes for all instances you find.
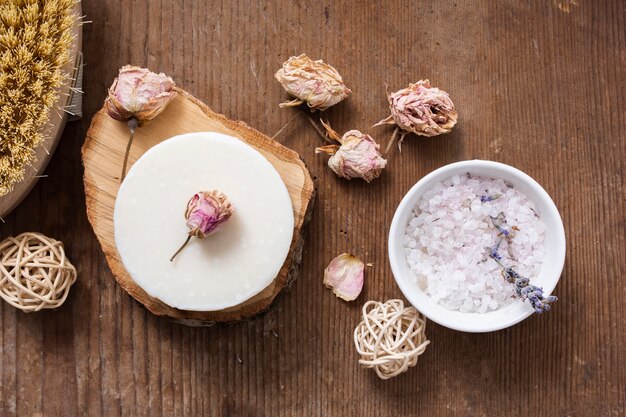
[105,65,177,181]
[185,190,234,238]
[106,65,177,123]
[275,54,351,111]
[376,80,457,150]
[324,253,364,301]
[316,121,386,183]
[170,190,234,262]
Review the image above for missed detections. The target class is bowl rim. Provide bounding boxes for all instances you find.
[388,159,566,333]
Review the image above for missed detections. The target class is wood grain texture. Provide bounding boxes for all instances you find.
[1,0,625,416]
[0,1,83,218]
[82,88,314,324]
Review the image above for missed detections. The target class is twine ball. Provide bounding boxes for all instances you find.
[354,299,430,379]
[0,232,77,312]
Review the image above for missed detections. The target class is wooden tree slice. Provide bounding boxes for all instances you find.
[82,89,315,326]
[0,1,83,219]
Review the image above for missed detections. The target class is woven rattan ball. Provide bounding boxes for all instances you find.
[354,299,430,379]
[0,232,77,312]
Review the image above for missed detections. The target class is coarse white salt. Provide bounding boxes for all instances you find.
[403,174,546,313]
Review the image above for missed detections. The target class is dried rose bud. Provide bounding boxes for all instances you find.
[170,191,234,262]
[105,65,177,181]
[376,80,457,151]
[275,54,351,111]
[315,121,386,183]
[185,190,234,238]
[323,253,364,301]
[106,65,177,123]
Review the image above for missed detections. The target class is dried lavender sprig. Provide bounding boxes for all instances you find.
[490,238,503,260]
[481,193,501,203]
[487,210,557,313]
[489,255,557,314]
[489,212,511,236]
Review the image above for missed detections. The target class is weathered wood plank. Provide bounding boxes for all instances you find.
[0,0,624,416]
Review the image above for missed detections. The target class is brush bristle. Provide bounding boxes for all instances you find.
[0,0,78,196]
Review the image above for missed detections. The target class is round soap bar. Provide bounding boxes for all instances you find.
[114,132,294,311]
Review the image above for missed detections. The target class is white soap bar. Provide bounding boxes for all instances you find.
[114,132,294,311]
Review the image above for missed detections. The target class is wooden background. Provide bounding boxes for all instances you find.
[1,0,624,416]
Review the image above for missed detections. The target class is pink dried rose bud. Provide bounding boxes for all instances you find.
[323,253,364,301]
[315,121,387,183]
[105,65,177,181]
[376,80,457,151]
[185,190,234,238]
[170,191,234,262]
[275,54,351,111]
[106,65,177,123]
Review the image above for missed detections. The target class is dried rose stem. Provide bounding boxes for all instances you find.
[271,112,300,140]
[121,117,139,181]
[170,235,191,262]
[302,112,332,143]
[385,126,400,154]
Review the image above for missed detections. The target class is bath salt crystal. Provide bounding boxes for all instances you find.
[403,174,546,313]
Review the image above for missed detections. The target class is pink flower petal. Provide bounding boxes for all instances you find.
[323,253,364,301]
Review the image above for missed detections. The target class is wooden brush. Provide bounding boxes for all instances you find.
[0,0,79,196]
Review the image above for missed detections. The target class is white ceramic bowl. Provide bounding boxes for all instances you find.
[389,160,566,333]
